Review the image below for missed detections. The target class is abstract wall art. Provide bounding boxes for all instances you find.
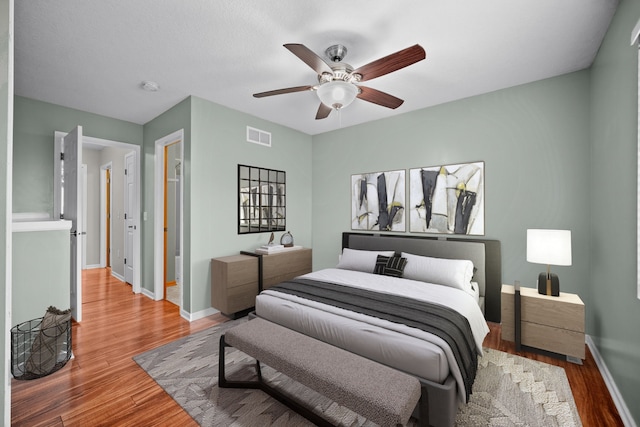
[409,162,484,235]
[351,170,405,232]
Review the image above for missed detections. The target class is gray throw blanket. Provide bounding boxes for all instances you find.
[269,278,478,401]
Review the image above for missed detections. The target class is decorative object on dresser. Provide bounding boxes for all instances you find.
[501,284,585,362]
[211,248,311,317]
[351,169,405,232]
[526,229,572,296]
[280,230,294,247]
[409,162,484,236]
[238,164,286,234]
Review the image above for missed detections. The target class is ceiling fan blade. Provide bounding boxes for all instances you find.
[357,86,404,109]
[315,102,332,120]
[352,44,426,82]
[284,44,333,75]
[253,85,314,98]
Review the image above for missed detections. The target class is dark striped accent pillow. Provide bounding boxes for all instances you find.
[373,255,408,278]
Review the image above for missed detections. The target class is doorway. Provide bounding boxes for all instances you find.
[54,132,142,304]
[164,142,181,305]
[100,164,112,269]
[154,129,184,307]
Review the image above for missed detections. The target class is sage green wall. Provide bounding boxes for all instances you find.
[189,96,312,314]
[13,96,143,216]
[312,72,591,304]
[142,97,191,307]
[0,0,11,422]
[589,0,640,423]
[12,229,70,325]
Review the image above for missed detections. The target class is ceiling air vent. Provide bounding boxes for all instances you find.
[246,126,271,147]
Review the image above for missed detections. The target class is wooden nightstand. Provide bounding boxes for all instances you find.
[211,248,312,317]
[501,284,585,361]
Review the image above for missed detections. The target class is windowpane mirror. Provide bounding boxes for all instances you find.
[238,164,286,234]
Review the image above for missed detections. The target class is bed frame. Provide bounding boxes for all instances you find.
[342,232,502,323]
[341,232,502,427]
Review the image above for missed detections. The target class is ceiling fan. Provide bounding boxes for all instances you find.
[253,43,426,120]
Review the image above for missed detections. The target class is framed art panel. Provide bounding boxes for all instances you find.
[351,170,405,232]
[409,161,484,235]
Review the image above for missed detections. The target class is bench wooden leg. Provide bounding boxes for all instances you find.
[218,334,334,427]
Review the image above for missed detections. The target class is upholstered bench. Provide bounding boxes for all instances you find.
[219,317,427,427]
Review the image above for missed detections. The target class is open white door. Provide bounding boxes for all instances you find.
[124,151,136,285]
[63,126,83,322]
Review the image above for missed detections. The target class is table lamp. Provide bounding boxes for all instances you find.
[526,229,572,296]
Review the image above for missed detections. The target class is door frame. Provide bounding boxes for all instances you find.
[54,132,142,294]
[99,162,113,268]
[154,129,184,303]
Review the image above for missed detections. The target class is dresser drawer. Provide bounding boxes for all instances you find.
[262,248,312,289]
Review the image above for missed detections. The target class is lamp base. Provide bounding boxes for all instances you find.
[537,272,559,296]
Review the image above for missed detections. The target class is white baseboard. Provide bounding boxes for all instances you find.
[140,287,155,300]
[586,335,637,427]
[84,264,101,270]
[181,307,219,322]
[111,270,125,282]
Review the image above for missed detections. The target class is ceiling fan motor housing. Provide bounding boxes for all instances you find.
[325,44,348,62]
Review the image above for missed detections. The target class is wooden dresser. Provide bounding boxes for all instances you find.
[211,248,312,316]
[501,284,585,360]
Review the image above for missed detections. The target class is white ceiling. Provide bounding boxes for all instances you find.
[14,1,618,136]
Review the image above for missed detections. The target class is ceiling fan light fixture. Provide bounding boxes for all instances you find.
[317,80,358,110]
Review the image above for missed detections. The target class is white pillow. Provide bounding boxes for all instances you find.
[401,252,474,291]
[336,248,396,273]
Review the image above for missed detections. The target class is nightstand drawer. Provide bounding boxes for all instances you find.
[521,322,585,359]
[520,294,584,333]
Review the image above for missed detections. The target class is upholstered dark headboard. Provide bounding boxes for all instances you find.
[342,232,502,323]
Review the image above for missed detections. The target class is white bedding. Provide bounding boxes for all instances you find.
[255,268,490,403]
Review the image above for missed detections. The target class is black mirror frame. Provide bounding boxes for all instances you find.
[238,164,286,234]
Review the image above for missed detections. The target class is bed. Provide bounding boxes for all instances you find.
[254,232,502,427]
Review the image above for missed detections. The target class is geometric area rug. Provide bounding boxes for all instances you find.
[133,318,582,427]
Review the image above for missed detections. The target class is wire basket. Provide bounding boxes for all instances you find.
[11,316,72,380]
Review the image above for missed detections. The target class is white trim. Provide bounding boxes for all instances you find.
[110,269,125,283]
[4,2,14,422]
[140,287,155,300]
[181,307,218,322]
[12,212,49,221]
[12,220,71,232]
[84,264,102,270]
[586,335,637,427]
[154,129,184,304]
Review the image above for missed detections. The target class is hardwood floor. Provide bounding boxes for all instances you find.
[11,268,624,426]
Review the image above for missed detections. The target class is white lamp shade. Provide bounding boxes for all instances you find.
[317,80,358,110]
[526,229,572,266]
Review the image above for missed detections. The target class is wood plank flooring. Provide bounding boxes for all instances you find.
[11,268,624,426]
